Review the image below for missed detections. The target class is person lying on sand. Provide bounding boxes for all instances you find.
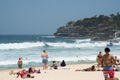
[9,67,41,79]
[75,65,96,71]
[17,69,34,79]
[28,67,41,74]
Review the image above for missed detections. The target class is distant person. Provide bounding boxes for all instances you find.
[101,47,116,80]
[17,69,34,79]
[41,50,49,70]
[17,58,23,69]
[96,51,103,67]
[60,60,66,67]
[28,67,41,74]
[50,61,58,70]
[114,56,120,66]
[75,65,96,71]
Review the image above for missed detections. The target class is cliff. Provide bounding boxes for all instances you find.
[54,13,120,41]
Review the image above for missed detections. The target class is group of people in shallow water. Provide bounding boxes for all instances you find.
[14,48,120,80]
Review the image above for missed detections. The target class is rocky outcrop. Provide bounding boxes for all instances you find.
[54,13,120,41]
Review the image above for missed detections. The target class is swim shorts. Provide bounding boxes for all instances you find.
[42,58,48,64]
[103,66,114,78]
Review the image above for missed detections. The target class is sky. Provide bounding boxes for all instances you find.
[0,0,120,35]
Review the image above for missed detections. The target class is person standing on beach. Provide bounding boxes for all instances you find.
[96,51,103,67]
[17,58,23,69]
[101,47,116,80]
[41,50,48,70]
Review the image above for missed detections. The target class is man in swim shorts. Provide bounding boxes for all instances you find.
[102,47,116,80]
[41,50,49,70]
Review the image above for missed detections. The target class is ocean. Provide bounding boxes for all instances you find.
[0,35,120,70]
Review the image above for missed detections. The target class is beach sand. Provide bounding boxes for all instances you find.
[1,64,120,80]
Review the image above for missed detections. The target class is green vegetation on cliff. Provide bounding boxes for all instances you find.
[54,13,120,40]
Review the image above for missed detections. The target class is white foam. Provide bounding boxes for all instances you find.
[75,38,91,43]
[0,40,120,50]
[0,41,112,50]
[0,42,44,50]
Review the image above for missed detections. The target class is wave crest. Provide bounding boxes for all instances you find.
[0,41,110,50]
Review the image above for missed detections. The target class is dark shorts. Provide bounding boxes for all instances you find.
[42,58,48,64]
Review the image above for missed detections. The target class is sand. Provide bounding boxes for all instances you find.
[0,64,120,80]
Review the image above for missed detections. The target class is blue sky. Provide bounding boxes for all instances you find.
[0,0,120,35]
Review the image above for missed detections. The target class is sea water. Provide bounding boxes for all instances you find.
[0,35,120,70]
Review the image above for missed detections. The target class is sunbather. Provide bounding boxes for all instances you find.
[75,65,96,71]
